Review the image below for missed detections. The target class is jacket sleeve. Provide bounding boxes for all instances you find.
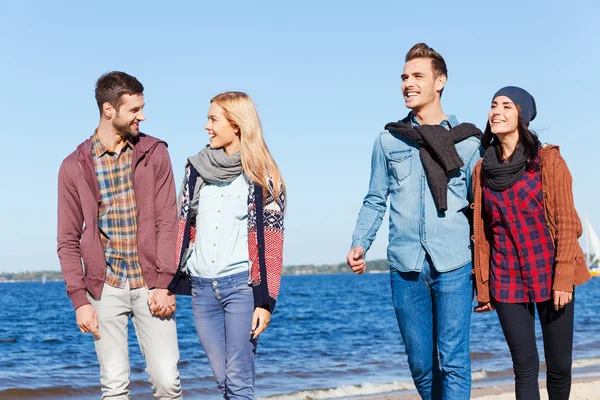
[153,145,179,288]
[551,152,582,292]
[57,162,89,309]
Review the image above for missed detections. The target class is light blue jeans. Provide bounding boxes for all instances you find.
[390,255,472,400]
[191,272,257,400]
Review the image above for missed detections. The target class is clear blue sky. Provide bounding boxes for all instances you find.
[1,1,598,272]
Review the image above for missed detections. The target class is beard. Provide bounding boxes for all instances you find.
[112,114,139,139]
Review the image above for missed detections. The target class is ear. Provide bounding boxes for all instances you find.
[435,74,447,93]
[102,102,114,119]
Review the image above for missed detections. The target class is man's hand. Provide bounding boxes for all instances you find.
[147,288,176,318]
[76,304,100,339]
[474,302,495,313]
[346,246,366,274]
[553,290,572,311]
[250,307,271,339]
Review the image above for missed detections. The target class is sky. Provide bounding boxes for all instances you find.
[1,0,599,272]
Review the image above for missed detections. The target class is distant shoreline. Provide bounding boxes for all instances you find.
[0,260,390,282]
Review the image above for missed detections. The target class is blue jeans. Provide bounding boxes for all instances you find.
[191,272,257,400]
[390,255,472,400]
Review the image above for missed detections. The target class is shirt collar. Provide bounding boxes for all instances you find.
[92,132,133,158]
[409,112,458,129]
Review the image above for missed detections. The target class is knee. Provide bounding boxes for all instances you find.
[546,358,572,380]
[149,365,182,398]
[512,354,539,380]
[406,354,432,381]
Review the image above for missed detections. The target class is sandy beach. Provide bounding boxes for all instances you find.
[367,377,600,400]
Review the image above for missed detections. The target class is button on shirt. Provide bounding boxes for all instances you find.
[187,174,250,278]
[351,112,482,273]
[92,134,145,289]
[483,164,555,303]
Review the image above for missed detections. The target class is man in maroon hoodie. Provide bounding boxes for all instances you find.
[57,71,182,399]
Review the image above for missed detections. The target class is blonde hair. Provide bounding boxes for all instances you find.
[210,91,286,203]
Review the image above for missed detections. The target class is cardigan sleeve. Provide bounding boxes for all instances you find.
[550,152,582,292]
[250,181,285,313]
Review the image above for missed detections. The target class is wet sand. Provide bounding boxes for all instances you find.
[367,376,600,399]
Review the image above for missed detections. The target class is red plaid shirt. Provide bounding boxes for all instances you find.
[483,160,554,303]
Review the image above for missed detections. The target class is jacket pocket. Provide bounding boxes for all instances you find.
[388,150,412,182]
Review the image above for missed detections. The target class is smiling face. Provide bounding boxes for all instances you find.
[489,96,519,136]
[111,93,145,138]
[401,57,446,111]
[204,102,240,155]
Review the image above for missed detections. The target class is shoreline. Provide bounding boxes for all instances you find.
[365,376,600,400]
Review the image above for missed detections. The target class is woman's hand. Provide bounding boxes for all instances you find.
[474,302,495,313]
[552,290,573,311]
[251,307,271,339]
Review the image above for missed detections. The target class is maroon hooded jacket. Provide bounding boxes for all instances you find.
[57,133,178,309]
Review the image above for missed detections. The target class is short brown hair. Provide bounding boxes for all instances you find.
[95,71,144,114]
[405,43,448,95]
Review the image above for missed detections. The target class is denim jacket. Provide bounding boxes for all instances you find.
[351,113,482,273]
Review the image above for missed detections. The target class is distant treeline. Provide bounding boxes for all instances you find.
[0,259,389,282]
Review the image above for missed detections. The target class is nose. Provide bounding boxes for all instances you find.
[204,121,211,131]
[137,111,146,121]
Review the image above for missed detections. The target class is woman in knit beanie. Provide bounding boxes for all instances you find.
[471,86,590,399]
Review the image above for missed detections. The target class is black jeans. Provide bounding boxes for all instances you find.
[494,298,574,400]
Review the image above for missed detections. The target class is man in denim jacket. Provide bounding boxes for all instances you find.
[347,43,481,400]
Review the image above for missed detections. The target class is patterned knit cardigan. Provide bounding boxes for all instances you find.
[175,164,285,312]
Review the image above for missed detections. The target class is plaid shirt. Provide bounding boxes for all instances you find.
[483,161,555,303]
[92,134,145,289]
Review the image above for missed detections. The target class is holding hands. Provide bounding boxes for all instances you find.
[147,288,177,318]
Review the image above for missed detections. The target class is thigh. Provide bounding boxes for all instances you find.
[390,268,434,363]
[130,287,180,376]
[494,301,538,359]
[88,284,131,386]
[431,264,472,372]
[537,298,574,366]
[223,279,256,359]
[191,282,227,375]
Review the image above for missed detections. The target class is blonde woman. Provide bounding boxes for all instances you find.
[172,92,285,399]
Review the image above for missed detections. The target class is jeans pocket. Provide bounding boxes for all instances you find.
[191,283,200,297]
[233,281,253,294]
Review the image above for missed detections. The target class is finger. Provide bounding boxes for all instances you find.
[568,293,573,303]
[253,320,267,338]
[347,258,362,267]
[251,314,259,333]
[554,293,560,311]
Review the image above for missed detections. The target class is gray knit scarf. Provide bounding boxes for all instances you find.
[186,145,243,203]
[482,144,527,191]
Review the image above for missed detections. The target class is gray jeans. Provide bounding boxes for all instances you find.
[87,282,182,400]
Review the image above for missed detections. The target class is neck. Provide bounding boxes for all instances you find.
[224,142,241,156]
[496,130,519,159]
[97,120,126,152]
[412,102,447,126]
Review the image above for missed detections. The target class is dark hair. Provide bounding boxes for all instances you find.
[482,113,541,170]
[95,71,144,115]
[405,43,448,96]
